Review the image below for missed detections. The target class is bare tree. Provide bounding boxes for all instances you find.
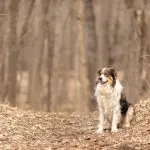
[40,0,53,112]
[83,0,97,110]
[7,0,20,106]
[0,0,149,112]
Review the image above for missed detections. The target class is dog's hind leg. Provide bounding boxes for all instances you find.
[123,105,134,128]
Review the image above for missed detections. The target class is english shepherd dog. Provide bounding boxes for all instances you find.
[95,67,134,133]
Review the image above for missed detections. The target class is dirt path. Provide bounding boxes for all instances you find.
[0,102,149,150]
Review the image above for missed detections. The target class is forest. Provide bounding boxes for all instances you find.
[0,0,149,149]
[0,0,150,113]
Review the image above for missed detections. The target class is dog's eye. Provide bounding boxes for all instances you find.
[104,72,108,76]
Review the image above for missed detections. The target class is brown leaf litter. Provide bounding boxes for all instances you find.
[0,99,149,150]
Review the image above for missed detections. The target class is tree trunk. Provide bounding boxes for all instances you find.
[41,0,53,112]
[7,0,20,106]
[29,0,44,110]
[83,0,97,110]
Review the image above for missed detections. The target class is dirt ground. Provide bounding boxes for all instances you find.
[0,99,149,150]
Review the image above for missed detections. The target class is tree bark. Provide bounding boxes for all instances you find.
[8,0,20,106]
[83,0,97,110]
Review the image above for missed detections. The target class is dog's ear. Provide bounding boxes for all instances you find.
[110,67,117,78]
[97,69,101,75]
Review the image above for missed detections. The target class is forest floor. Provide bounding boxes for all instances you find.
[0,99,150,150]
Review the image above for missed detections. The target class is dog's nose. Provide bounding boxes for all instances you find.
[98,77,102,81]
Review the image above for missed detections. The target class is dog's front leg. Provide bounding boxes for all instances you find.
[111,107,120,132]
[96,107,104,134]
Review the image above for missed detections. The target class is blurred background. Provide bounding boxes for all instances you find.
[0,0,150,112]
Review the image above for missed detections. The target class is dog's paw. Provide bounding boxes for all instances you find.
[96,128,104,134]
[123,123,130,128]
[111,128,118,133]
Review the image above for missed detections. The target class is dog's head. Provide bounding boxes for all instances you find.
[96,67,117,87]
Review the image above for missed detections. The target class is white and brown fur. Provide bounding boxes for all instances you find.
[95,67,134,133]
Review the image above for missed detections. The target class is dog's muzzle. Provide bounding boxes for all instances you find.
[98,77,108,85]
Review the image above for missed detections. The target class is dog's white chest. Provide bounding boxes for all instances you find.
[100,94,115,116]
[95,80,123,120]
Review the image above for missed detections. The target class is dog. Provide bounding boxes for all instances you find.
[94,67,134,133]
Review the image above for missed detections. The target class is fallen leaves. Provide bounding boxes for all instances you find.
[0,99,149,149]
